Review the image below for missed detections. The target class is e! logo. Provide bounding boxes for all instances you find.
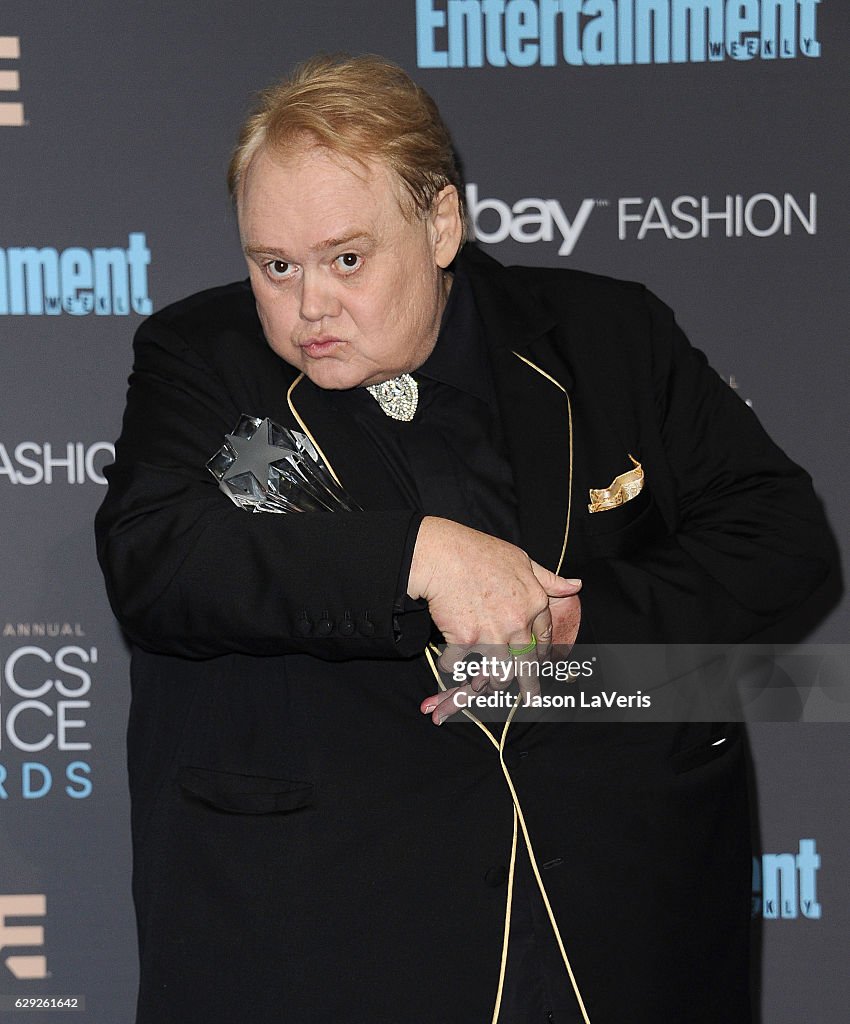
[0,894,46,979]
[0,37,24,127]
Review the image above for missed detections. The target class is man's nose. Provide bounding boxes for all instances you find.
[299,270,341,322]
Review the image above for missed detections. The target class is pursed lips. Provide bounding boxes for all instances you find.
[298,337,345,357]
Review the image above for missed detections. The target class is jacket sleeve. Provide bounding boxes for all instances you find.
[576,287,835,645]
[94,315,431,660]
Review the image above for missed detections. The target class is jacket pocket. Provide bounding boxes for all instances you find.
[176,765,313,814]
[585,482,651,536]
[669,724,743,774]
[583,487,671,562]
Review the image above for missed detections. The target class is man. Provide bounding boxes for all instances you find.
[96,55,831,1023]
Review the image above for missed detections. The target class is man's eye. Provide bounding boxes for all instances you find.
[266,260,291,279]
[336,252,362,271]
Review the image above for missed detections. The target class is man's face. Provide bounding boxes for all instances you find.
[238,143,460,390]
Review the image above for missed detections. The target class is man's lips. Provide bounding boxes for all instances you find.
[298,337,345,358]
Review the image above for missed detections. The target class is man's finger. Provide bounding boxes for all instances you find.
[421,684,476,725]
[438,644,495,692]
[438,643,471,676]
[531,606,554,665]
[507,611,547,707]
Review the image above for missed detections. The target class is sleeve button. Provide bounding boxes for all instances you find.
[315,612,334,637]
[295,614,312,637]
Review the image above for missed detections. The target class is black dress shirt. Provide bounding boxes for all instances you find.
[337,268,575,1023]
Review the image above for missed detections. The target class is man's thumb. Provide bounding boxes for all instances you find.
[530,562,582,596]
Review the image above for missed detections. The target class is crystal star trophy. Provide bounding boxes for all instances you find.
[206,415,360,513]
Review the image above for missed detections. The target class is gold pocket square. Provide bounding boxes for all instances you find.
[588,456,644,513]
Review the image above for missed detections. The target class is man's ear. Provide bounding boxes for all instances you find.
[429,185,464,268]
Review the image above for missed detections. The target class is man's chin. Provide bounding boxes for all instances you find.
[294,354,402,392]
[300,362,367,391]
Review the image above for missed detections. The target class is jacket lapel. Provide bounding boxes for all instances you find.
[461,247,575,573]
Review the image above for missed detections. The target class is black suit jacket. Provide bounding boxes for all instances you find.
[96,245,831,1024]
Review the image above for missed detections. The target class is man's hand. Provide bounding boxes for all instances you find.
[408,517,581,724]
[420,594,583,726]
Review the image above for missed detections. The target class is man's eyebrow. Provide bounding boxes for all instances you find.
[244,232,374,259]
[311,231,374,252]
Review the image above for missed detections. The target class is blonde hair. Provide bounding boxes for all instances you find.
[228,53,466,235]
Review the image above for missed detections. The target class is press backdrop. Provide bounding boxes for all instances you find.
[0,3,847,1021]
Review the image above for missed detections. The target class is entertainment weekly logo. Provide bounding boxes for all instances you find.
[0,640,95,802]
[417,1,823,68]
[0,233,152,316]
[465,185,817,256]
[752,840,821,920]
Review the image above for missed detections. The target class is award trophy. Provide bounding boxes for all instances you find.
[206,414,360,513]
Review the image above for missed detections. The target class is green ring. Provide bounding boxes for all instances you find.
[507,633,537,656]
